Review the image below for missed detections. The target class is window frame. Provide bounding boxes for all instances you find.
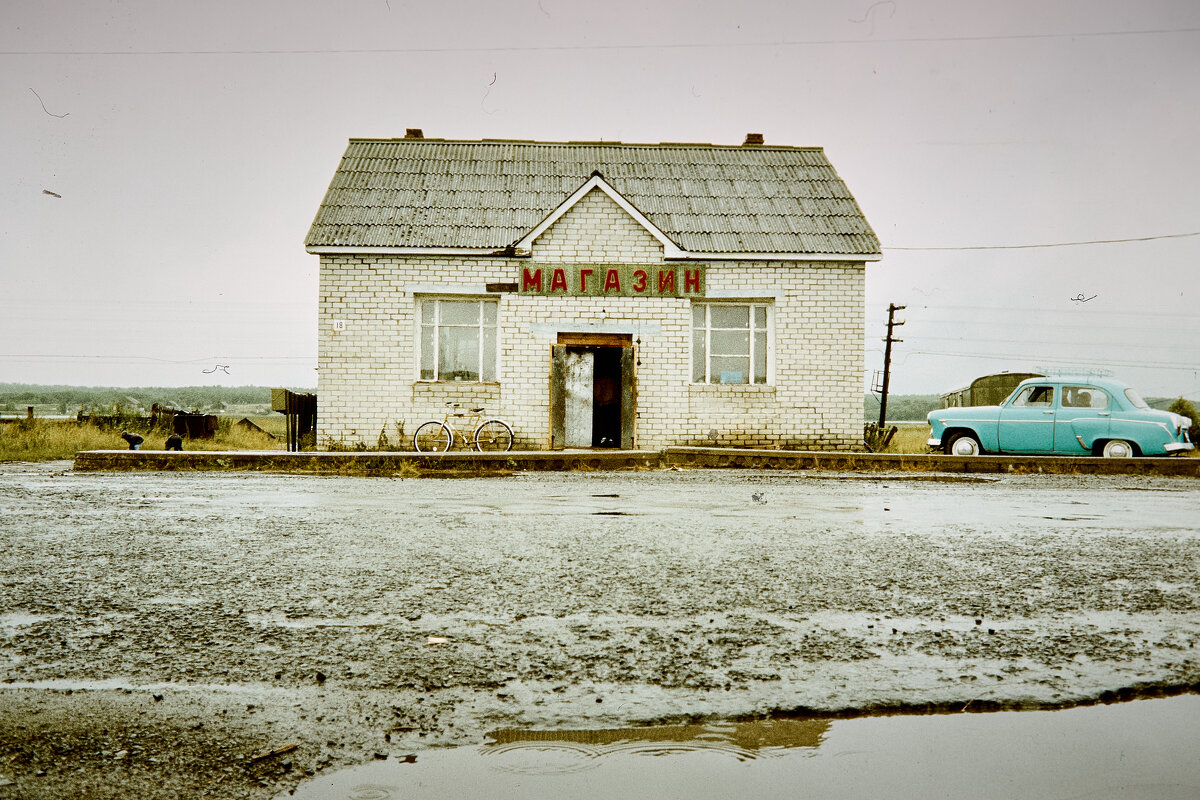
[690,301,774,385]
[1011,385,1054,407]
[417,297,499,383]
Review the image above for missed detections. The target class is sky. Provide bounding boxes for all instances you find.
[2,0,1199,397]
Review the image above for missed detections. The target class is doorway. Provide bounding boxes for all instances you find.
[550,334,635,450]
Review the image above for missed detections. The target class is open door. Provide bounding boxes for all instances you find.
[550,337,636,450]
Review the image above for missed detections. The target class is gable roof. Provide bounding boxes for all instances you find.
[305,138,881,259]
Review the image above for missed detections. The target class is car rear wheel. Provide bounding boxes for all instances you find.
[1101,439,1135,458]
[946,432,982,456]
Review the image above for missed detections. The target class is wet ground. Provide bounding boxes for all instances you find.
[1,461,1198,798]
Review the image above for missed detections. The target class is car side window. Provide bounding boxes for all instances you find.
[1012,385,1054,407]
[1062,386,1108,410]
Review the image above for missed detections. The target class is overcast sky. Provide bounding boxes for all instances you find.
[3,0,1198,397]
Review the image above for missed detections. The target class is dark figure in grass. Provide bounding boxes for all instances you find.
[120,431,144,450]
[165,433,183,451]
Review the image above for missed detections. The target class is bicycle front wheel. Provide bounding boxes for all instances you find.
[413,421,453,453]
[473,419,514,452]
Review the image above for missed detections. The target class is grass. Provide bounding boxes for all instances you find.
[881,424,932,454]
[213,423,285,452]
[0,418,284,462]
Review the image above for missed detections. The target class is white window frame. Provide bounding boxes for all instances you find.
[691,302,774,385]
[417,297,499,382]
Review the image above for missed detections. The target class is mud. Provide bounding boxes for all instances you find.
[1,461,1198,798]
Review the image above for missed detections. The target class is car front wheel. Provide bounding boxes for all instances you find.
[1101,439,1135,458]
[946,432,983,456]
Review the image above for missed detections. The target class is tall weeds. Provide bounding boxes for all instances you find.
[0,419,284,461]
[881,424,933,454]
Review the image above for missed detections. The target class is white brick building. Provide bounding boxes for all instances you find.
[305,134,881,451]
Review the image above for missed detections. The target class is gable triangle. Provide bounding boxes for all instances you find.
[515,173,683,258]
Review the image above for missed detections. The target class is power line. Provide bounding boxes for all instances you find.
[889,333,1200,350]
[885,230,1200,251]
[3,26,1199,56]
[866,304,1200,320]
[866,314,1200,333]
[899,348,1191,371]
[0,354,313,364]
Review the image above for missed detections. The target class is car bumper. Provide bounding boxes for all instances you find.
[1164,442,1195,454]
[927,437,942,447]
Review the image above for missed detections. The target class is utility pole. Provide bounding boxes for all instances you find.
[878,303,906,427]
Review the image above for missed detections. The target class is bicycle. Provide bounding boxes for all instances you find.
[412,403,514,453]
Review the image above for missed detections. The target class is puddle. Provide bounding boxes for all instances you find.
[284,694,1200,800]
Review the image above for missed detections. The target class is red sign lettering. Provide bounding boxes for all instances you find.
[522,267,543,292]
[603,268,621,292]
[516,264,703,296]
[632,269,648,293]
[550,268,568,292]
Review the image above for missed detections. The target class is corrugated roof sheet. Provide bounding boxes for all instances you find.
[305,138,881,255]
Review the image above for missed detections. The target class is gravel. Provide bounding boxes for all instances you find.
[1,461,1198,798]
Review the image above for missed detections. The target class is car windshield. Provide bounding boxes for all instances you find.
[1124,388,1149,409]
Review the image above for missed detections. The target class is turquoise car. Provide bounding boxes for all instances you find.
[927,376,1194,457]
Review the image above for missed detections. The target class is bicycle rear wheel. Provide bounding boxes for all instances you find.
[413,421,453,453]
[473,419,514,452]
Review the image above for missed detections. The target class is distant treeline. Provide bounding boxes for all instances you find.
[863,394,940,422]
[0,384,284,413]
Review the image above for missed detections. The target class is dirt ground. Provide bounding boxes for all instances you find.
[1,462,1198,799]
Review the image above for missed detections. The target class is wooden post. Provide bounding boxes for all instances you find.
[878,303,906,428]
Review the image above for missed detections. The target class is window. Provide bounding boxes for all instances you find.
[1124,388,1149,409]
[1063,386,1108,410]
[1011,385,1054,407]
[419,299,498,381]
[692,303,770,384]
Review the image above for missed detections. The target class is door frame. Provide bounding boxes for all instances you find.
[550,333,636,450]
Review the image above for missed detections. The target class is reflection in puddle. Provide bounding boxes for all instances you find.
[481,718,829,772]
[284,696,1200,800]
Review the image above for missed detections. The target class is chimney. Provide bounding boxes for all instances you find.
[743,132,764,146]
[405,128,424,139]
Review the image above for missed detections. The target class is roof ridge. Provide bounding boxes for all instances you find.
[345,137,825,152]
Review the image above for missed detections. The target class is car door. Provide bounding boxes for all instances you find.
[997,384,1057,452]
[1054,385,1111,454]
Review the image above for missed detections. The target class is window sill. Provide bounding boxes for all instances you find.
[689,383,775,393]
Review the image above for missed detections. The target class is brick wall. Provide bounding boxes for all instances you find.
[317,188,866,451]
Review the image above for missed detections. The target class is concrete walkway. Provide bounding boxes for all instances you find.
[72,447,1200,476]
